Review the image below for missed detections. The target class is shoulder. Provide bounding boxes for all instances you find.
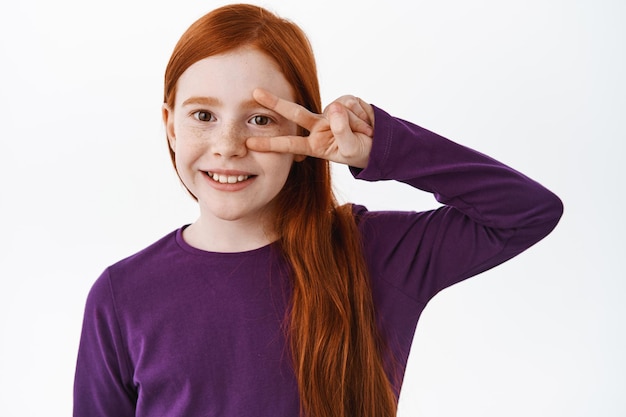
[96,227,186,291]
[113,227,185,267]
[83,227,188,315]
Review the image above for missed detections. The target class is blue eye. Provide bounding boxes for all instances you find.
[193,111,213,122]
[250,115,271,126]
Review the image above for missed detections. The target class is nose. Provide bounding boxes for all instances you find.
[211,122,248,158]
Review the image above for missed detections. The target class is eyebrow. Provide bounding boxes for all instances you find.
[181,96,264,111]
[181,96,222,107]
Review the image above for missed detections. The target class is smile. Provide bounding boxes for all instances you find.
[207,172,251,184]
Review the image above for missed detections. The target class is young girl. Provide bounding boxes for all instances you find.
[73,4,563,417]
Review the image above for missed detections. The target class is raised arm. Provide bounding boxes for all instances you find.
[246,90,563,301]
[353,106,563,302]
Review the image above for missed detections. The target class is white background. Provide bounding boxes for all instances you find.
[0,0,624,416]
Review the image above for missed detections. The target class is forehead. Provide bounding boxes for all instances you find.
[175,47,295,106]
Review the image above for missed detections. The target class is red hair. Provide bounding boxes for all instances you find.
[163,4,397,416]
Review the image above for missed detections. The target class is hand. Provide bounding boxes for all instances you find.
[246,88,375,168]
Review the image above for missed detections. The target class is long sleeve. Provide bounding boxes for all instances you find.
[349,106,563,389]
[353,105,563,305]
[74,269,137,417]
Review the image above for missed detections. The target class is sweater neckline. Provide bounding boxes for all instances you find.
[174,225,278,257]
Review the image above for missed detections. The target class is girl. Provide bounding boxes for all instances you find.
[73,4,563,417]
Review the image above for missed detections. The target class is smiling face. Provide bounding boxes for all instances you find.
[163,47,300,230]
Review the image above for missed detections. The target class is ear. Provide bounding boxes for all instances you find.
[162,104,176,151]
[294,154,307,162]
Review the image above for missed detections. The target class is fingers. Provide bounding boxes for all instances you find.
[356,97,375,129]
[254,88,374,137]
[327,103,353,139]
[329,95,375,127]
[325,96,374,136]
[250,88,373,166]
[253,88,319,131]
[346,110,374,137]
[327,103,372,168]
[334,96,369,123]
[246,134,313,156]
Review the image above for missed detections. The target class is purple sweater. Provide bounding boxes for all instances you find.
[74,107,562,416]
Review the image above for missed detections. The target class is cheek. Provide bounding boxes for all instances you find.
[273,155,296,183]
[173,124,208,152]
[260,153,295,178]
[175,120,209,142]
[173,138,206,172]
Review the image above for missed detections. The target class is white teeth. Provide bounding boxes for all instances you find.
[208,172,249,184]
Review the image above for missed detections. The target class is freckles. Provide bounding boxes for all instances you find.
[259,124,295,138]
[188,125,208,140]
[176,125,211,150]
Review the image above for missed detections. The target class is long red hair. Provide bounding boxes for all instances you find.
[163,4,397,416]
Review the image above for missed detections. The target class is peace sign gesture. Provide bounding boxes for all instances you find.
[246,88,375,169]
